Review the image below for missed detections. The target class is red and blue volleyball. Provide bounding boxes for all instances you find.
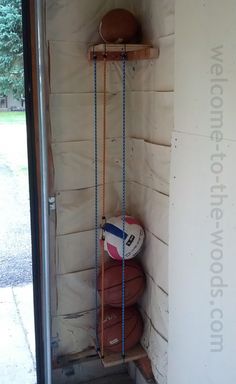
[103,215,145,260]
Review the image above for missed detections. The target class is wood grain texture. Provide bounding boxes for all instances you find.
[99,344,147,368]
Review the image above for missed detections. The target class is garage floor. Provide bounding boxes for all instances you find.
[0,284,36,384]
[82,374,134,383]
[0,115,36,383]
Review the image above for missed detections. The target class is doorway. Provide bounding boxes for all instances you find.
[0,1,36,383]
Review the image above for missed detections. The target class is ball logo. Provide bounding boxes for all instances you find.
[104,314,116,323]
[126,234,135,247]
[104,215,145,260]
[109,338,119,345]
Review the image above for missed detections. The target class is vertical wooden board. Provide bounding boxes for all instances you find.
[129,35,174,92]
[56,269,95,316]
[52,311,95,355]
[175,0,236,141]
[130,139,170,195]
[50,92,125,143]
[129,91,174,146]
[140,275,168,341]
[169,132,236,383]
[128,182,169,244]
[56,183,125,235]
[139,231,168,294]
[52,139,127,191]
[49,41,128,94]
[56,230,95,275]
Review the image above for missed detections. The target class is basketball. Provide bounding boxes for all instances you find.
[99,9,140,44]
[103,215,145,260]
[98,306,143,353]
[98,260,146,307]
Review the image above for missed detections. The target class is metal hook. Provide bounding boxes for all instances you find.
[100,216,107,240]
[92,45,97,59]
[121,44,127,60]
[103,43,107,58]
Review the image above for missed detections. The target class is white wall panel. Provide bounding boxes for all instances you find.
[129,92,174,146]
[56,269,95,315]
[170,1,236,383]
[129,182,169,244]
[52,138,170,193]
[139,231,168,294]
[135,0,175,42]
[130,139,170,195]
[130,35,174,91]
[56,182,169,239]
[50,91,174,145]
[49,41,127,94]
[169,131,236,383]
[56,230,95,274]
[175,0,236,141]
[49,36,174,94]
[56,183,124,236]
[52,139,125,191]
[50,92,124,143]
[149,325,168,384]
[52,311,95,355]
[141,311,168,384]
[140,276,168,341]
[47,0,139,42]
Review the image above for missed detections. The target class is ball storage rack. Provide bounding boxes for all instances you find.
[90,43,158,368]
[88,43,159,61]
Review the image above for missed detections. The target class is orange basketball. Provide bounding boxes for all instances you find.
[98,260,146,307]
[99,9,140,44]
[99,306,143,352]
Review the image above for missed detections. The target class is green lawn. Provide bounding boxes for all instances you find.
[0,112,26,124]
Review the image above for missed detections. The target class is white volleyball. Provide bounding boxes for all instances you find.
[103,215,145,260]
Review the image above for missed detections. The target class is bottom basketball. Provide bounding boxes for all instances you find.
[98,306,143,353]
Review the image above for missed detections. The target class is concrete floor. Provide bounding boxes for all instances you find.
[82,374,134,384]
[0,284,36,384]
[0,121,32,287]
[0,117,36,383]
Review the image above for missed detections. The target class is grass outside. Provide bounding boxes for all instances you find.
[0,112,26,124]
[0,112,28,173]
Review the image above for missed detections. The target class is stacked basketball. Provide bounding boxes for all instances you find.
[98,215,146,353]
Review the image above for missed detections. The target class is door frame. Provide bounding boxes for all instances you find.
[22,1,51,382]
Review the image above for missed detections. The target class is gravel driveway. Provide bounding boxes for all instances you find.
[0,119,32,287]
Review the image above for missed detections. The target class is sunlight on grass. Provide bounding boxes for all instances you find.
[0,112,26,124]
[0,112,28,172]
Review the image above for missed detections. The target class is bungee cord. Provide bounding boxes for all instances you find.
[121,48,127,359]
[93,44,127,360]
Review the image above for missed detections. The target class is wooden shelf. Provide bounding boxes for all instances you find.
[88,44,159,61]
[98,343,147,368]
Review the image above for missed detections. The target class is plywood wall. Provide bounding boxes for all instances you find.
[169,1,236,383]
[47,1,174,383]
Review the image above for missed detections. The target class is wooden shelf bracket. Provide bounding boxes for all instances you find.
[88,44,159,61]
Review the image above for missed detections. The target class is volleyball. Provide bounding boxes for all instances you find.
[103,215,145,260]
[99,9,140,44]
